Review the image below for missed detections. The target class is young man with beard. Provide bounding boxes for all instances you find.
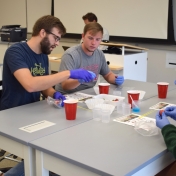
[0,15,95,111]
[55,22,124,94]
[0,15,95,176]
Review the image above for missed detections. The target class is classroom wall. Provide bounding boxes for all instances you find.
[0,0,26,28]
[54,0,169,39]
[0,0,51,33]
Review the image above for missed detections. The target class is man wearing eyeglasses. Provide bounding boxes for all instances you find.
[0,15,95,112]
[0,16,96,176]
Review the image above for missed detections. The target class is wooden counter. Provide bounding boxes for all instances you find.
[48,53,123,71]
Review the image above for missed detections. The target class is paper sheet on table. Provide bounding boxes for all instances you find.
[149,102,176,110]
[113,113,155,127]
[19,120,55,133]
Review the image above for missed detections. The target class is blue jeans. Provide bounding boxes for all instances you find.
[4,161,24,176]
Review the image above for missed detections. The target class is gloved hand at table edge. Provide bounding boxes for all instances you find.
[53,92,66,107]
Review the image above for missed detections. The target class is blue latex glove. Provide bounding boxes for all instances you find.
[156,111,170,129]
[115,76,124,85]
[164,106,176,120]
[70,69,93,82]
[78,71,96,84]
[174,80,176,85]
[53,92,66,107]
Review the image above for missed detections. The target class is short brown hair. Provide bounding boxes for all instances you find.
[32,15,66,36]
[82,13,98,22]
[83,22,103,36]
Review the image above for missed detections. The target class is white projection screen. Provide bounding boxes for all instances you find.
[54,0,169,39]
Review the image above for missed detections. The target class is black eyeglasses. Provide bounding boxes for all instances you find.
[45,30,61,42]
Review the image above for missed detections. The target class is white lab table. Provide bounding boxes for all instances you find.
[29,88,176,176]
[0,100,93,175]
[0,79,176,175]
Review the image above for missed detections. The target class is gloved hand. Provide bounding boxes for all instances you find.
[53,92,66,107]
[174,80,176,85]
[70,69,94,82]
[164,106,176,120]
[156,111,170,129]
[78,71,96,84]
[115,76,124,85]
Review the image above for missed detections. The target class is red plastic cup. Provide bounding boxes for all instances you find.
[157,82,169,99]
[127,90,140,108]
[98,83,110,94]
[63,99,78,120]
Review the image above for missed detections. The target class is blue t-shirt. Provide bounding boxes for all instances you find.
[0,42,49,110]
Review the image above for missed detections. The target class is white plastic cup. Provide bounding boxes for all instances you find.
[122,102,131,115]
[92,107,102,121]
[113,89,121,96]
[116,100,124,114]
[101,109,111,123]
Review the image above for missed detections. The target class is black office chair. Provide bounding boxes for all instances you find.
[0,81,5,156]
[0,80,2,98]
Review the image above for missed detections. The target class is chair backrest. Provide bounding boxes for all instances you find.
[0,80,2,99]
[62,46,70,51]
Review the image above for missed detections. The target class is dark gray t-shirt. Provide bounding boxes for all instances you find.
[55,44,110,94]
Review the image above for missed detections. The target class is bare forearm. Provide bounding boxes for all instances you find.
[14,70,71,92]
[31,71,71,91]
[42,87,55,98]
[62,79,80,90]
[104,72,116,84]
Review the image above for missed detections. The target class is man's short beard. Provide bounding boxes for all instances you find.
[40,36,51,55]
[85,47,94,53]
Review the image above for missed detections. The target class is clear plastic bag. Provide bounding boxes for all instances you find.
[134,118,158,136]
[47,96,63,108]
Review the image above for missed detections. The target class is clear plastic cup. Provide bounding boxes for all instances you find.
[116,100,124,114]
[122,102,131,115]
[92,107,102,121]
[132,100,141,113]
[47,96,63,108]
[101,109,111,123]
[113,89,121,96]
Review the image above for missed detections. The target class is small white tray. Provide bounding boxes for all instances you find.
[93,94,125,106]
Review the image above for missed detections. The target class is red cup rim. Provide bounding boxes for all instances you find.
[127,90,140,94]
[63,99,78,104]
[157,82,169,85]
[98,83,110,86]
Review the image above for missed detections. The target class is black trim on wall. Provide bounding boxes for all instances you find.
[51,0,54,16]
[62,0,175,45]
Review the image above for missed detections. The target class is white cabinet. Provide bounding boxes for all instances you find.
[102,43,148,82]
